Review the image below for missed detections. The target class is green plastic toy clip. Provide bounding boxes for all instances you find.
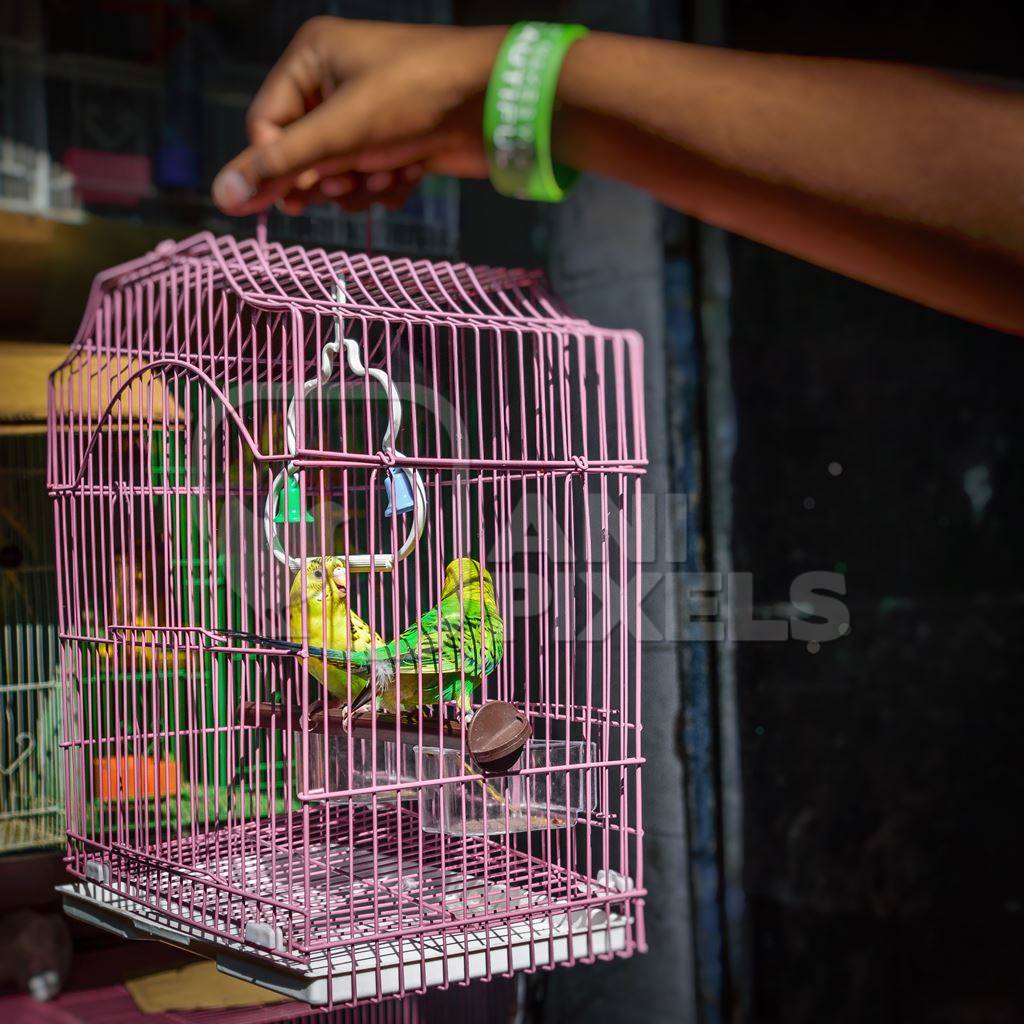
[274,473,314,524]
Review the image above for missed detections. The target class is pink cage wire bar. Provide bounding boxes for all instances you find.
[46,231,647,1009]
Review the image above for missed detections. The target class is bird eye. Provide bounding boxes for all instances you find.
[312,569,322,580]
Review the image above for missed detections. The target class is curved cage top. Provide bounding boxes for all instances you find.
[70,232,585,342]
[51,233,647,485]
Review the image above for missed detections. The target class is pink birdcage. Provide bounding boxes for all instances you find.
[46,231,647,1008]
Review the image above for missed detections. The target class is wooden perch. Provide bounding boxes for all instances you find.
[236,700,467,751]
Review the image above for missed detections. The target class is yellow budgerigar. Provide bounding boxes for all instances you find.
[288,556,384,707]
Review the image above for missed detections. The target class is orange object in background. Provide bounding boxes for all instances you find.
[93,756,178,801]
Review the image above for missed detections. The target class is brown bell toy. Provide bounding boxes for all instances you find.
[467,700,533,775]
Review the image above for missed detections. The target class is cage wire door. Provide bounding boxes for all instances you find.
[1,434,64,852]
[48,233,647,1008]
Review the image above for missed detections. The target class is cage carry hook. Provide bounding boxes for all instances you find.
[265,281,427,573]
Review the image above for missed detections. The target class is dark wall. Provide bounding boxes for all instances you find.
[723,3,1024,1021]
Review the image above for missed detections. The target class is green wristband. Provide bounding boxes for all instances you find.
[484,22,589,203]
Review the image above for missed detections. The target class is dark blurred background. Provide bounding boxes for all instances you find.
[1,1,1022,1023]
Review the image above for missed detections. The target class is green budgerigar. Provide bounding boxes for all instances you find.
[382,557,504,715]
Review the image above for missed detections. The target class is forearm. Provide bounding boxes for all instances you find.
[554,34,1024,333]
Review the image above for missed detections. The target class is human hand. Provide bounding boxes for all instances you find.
[211,17,505,216]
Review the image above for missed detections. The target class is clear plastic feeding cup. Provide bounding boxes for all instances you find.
[306,733,418,803]
[416,741,595,836]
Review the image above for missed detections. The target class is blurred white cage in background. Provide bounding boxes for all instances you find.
[0,2,459,256]
[0,433,64,852]
[48,231,647,1008]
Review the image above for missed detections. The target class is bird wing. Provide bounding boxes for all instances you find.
[392,596,501,678]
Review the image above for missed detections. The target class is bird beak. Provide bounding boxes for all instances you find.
[331,565,346,593]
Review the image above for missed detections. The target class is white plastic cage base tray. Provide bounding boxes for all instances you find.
[60,880,629,1005]
[57,805,634,1005]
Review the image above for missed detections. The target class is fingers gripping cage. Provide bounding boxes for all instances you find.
[47,231,648,1009]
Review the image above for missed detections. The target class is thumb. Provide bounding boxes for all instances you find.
[212,86,374,215]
